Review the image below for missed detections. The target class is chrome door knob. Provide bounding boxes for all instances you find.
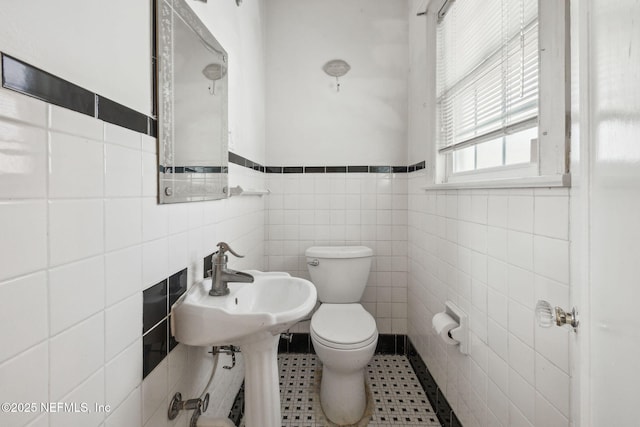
[535,300,555,328]
[536,300,579,329]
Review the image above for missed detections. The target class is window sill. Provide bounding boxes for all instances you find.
[421,173,571,190]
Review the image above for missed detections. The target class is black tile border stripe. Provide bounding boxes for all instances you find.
[1,54,95,116]
[348,165,369,173]
[304,166,325,173]
[407,339,462,427]
[231,157,428,175]
[1,53,157,137]
[228,151,265,173]
[161,166,225,174]
[97,95,149,135]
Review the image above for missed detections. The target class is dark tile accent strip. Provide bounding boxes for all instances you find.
[143,268,189,379]
[148,116,158,138]
[451,412,463,427]
[2,54,95,116]
[97,95,148,134]
[436,388,453,426]
[1,53,157,137]
[407,339,461,427]
[143,319,168,379]
[283,166,304,174]
[277,336,289,353]
[410,160,426,171]
[289,333,312,353]
[375,334,397,354]
[228,151,245,166]
[373,334,408,354]
[168,315,178,352]
[143,280,168,334]
[228,382,245,426]
[231,157,427,175]
[370,165,392,173]
[204,253,215,279]
[278,333,312,353]
[326,166,347,173]
[348,165,369,173]
[168,268,187,308]
[228,151,264,172]
[164,166,223,174]
[278,333,407,355]
[397,334,407,354]
[304,166,325,173]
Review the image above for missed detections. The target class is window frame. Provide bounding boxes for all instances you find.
[424,0,570,189]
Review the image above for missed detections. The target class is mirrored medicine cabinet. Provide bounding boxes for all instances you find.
[156,0,229,203]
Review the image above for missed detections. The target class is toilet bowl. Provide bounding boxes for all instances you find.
[305,246,378,425]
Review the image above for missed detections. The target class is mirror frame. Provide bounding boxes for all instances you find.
[156,0,229,203]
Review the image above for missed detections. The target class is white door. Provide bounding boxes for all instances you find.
[571,0,640,425]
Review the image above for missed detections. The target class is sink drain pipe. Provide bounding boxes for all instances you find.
[168,345,239,426]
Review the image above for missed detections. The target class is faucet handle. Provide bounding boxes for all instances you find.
[217,242,244,258]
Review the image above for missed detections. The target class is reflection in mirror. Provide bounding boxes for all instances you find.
[157,0,228,203]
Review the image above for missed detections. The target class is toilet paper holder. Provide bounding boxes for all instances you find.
[436,301,468,355]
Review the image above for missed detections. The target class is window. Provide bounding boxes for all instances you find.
[430,0,569,187]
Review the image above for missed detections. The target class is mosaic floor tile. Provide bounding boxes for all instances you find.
[242,354,440,427]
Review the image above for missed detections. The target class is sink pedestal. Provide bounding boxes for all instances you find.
[240,333,281,427]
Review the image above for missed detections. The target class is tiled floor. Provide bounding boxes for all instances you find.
[275,354,441,427]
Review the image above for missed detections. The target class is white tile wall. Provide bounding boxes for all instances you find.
[407,170,570,427]
[50,368,106,427]
[105,293,142,360]
[105,198,142,251]
[0,272,48,362]
[265,172,408,334]
[48,255,105,335]
[0,342,49,426]
[49,312,105,400]
[48,132,104,198]
[48,199,104,266]
[0,201,48,281]
[104,388,142,427]
[0,121,47,199]
[0,87,265,426]
[106,339,143,414]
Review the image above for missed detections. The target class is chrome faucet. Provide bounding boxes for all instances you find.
[209,242,254,296]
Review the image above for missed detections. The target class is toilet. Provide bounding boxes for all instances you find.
[305,246,378,425]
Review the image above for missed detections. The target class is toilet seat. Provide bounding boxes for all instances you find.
[311,304,377,350]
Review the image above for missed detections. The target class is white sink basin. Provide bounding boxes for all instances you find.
[171,270,317,427]
[171,271,316,347]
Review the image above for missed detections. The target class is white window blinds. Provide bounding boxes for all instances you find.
[436,0,539,155]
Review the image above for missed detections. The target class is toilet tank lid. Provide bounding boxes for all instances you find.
[305,246,373,258]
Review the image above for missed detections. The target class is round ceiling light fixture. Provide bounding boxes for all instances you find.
[323,59,351,92]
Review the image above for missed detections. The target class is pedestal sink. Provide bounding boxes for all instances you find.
[171,271,317,427]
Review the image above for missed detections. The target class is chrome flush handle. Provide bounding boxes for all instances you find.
[307,259,319,267]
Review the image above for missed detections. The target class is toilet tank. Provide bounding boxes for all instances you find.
[305,246,373,303]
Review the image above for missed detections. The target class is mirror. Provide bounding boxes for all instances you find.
[157,0,228,203]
